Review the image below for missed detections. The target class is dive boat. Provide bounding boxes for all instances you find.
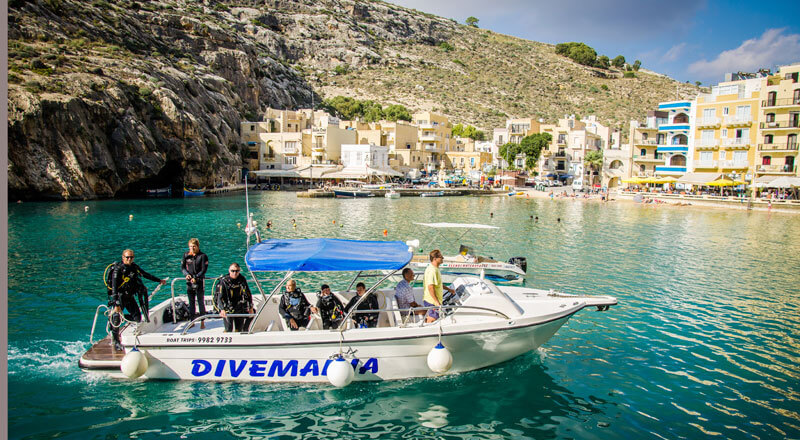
[78,237,616,383]
[397,222,528,284]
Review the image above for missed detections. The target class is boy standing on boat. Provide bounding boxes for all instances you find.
[216,263,254,332]
[181,238,209,329]
[423,249,455,323]
[108,249,167,350]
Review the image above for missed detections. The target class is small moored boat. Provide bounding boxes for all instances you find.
[420,191,444,197]
[146,186,172,197]
[385,190,401,199]
[183,188,205,197]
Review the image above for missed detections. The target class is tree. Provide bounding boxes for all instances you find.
[383,104,412,122]
[554,42,597,67]
[584,150,603,186]
[695,81,702,86]
[322,96,362,120]
[596,55,610,69]
[632,60,641,71]
[451,123,464,137]
[612,55,625,68]
[465,16,479,27]
[520,133,551,170]
[462,125,485,141]
[498,142,521,168]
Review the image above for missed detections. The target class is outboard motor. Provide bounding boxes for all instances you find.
[508,257,527,273]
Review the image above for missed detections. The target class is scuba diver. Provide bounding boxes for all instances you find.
[107,249,166,351]
[215,263,255,332]
[278,279,317,330]
[344,282,379,328]
[315,284,344,330]
[181,238,209,329]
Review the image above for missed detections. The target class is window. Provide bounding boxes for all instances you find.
[788,134,797,147]
[700,151,713,161]
[762,156,771,165]
[642,132,648,140]
[764,134,773,144]
[657,134,666,144]
[766,113,776,123]
[723,107,729,115]
[640,148,646,156]
[703,108,715,119]
[733,151,747,163]
[736,105,750,120]
[701,130,714,144]
[735,128,749,140]
[719,151,727,160]
[721,129,728,138]
[639,165,646,173]
[794,89,800,105]
[767,92,777,106]
[250,125,255,131]
[284,156,296,165]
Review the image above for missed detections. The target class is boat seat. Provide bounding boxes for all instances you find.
[376,291,395,328]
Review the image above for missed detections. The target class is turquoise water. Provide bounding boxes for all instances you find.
[8,192,800,439]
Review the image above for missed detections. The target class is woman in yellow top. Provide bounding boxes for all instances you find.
[423,249,455,323]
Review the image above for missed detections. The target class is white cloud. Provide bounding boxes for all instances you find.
[661,43,687,62]
[688,28,800,78]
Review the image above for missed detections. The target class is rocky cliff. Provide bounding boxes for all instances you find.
[8,0,699,200]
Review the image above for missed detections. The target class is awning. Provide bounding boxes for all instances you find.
[245,238,412,272]
[322,166,403,179]
[765,176,800,188]
[676,172,721,184]
[249,169,302,178]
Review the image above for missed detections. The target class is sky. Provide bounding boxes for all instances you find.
[386,0,800,85]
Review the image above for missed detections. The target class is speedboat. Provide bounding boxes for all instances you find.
[78,237,616,383]
[333,189,374,198]
[385,189,401,199]
[420,191,444,197]
[398,222,527,284]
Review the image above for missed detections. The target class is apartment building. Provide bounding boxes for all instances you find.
[691,76,762,182]
[309,114,357,165]
[506,118,541,145]
[538,116,610,183]
[380,121,421,172]
[445,137,493,173]
[240,108,314,171]
[756,63,800,182]
[413,112,453,172]
[629,101,692,179]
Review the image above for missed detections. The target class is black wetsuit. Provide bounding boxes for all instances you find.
[108,262,162,347]
[181,251,208,318]
[316,294,345,330]
[278,289,313,330]
[216,275,253,332]
[345,293,379,328]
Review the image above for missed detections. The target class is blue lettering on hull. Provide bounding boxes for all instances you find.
[190,358,379,378]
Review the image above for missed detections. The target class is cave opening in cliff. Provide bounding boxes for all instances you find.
[117,160,184,198]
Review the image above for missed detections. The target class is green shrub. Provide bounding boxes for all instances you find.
[31,67,54,76]
[8,73,22,84]
[601,84,609,91]
[24,80,43,93]
[439,42,454,52]
[589,86,599,93]
[623,71,636,78]
[334,65,349,75]
[453,59,465,67]
[555,42,597,66]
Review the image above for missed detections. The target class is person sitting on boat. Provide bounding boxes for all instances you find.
[316,284,345,330]
[344,282,379,328]
[108,249,167,351]
[423,249,455,323]
[394,268,424,319]
[278,280,318,330]
[181,238,209,329]
[216,263,254,333]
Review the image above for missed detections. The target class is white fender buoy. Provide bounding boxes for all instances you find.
[120,347,148,378]
[128,214,134,221]
[84,206,89,212]
[327,356,354,387]
[427,342,453,373]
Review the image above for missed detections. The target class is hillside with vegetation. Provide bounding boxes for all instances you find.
[8,0,700,200]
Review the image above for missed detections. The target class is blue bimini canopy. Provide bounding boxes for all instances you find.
[245,238,412,272]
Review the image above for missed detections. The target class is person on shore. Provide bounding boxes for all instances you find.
[108,249,167,350]
[423,249,455,323]
[216,263,254,332]
[395,268,424,320]
[316,284,344,329]
[279,279,317,330]
[181,238,209,329]
[345,282,379,328]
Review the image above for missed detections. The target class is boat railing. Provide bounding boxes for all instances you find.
[180,313,257,335]
[88,304,111,345]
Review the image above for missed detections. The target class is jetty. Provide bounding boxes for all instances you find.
[297,188,504,198]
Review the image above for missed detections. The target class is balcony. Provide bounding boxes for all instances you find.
[757,164,797,174]
[762,98,800,108]
[655,166,687,173]
[760,120,800,130]
[657,145,689,153]
[758,143,799,151]
[722,138,750,149]
[695,139,720,149]
[696,117,720,128]
[719,160,750,169]
[283,145,298,154]
[724,116,752,127]
[694,160,718,168]
[633,155,664,162]
[557,138,567,145]
[658,124,691,132]
[424,145,439,152]
[634,139,658,146]
[553,151,567,158]
[420,134,441,142]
